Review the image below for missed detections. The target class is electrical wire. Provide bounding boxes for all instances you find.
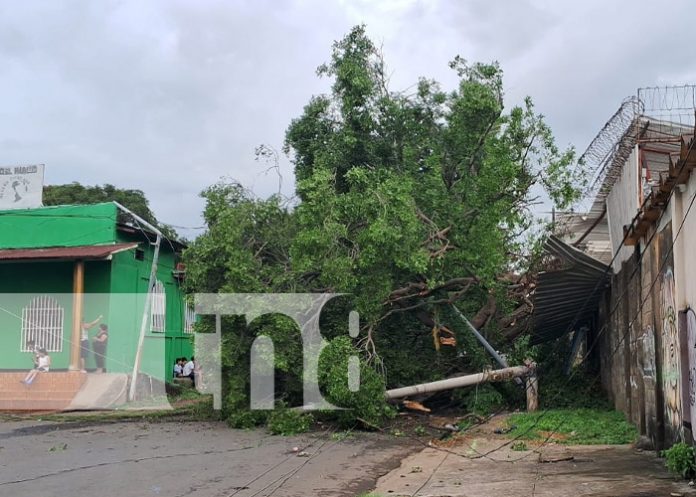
[403,134,696,464]
[419,176,696,464]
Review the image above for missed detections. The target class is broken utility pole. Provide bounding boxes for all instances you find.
[450,304,523,386]
[385,362,538,411]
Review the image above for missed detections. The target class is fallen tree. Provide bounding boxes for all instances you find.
[183,26,582,428]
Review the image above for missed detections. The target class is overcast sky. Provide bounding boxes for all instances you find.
[1,0,693,235]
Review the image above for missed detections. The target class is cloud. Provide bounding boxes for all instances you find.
[0,0,693,235]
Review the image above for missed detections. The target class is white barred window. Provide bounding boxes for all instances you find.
[21,296,65,352]
[151,280,166,332]
[184,303,196,334]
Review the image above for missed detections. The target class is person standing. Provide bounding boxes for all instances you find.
[80,315,102,372]
[92,324,109,373]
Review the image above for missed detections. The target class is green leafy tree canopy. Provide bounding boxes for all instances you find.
[183,26,584,422]
[43,182,178,239]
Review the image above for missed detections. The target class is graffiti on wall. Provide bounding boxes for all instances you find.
[640,325,656,378]
[686,310,696,438]
[661,268,682,431]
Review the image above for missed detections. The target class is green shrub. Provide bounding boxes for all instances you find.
[319,336,395,427]
[539,368,608,410]
[504,334,540,365]
[663,442,696,479]
[222,368,268,428]
[456,384,505,416]
[267,405,313,435]
[226,409,267,429]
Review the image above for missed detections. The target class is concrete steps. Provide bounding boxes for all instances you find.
[67,373,128,410]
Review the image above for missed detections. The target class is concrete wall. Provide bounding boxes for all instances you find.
[672,173,696,440]
[606,147,640,273]
[107,245,192,380]
[0,261,111,370]
[0,203,118,249]
[599,224,676,448]
[0,247,192,378]
[599,169,696,449]
[0,203,192,379]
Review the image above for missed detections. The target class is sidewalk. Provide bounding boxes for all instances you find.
[374,427,695,496]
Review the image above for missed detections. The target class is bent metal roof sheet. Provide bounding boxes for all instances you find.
[531,236,610,344]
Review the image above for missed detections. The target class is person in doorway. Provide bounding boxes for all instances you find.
[80,315,102,372]
[92,324,109,373]
[182,356,195,386]
[21,348,50,385]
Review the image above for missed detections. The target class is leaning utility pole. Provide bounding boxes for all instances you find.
[113,202,163,402]
[450,304,523,386]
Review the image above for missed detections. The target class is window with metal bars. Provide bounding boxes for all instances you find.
[20,296,65,352]
[184,303,195,334]
[151,280,166,332]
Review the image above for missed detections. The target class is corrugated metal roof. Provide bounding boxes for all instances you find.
[0,243,138,261]
[531,236,610,344]
[555,211,612,265]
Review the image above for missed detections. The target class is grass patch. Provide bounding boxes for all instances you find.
[506,408,637,445]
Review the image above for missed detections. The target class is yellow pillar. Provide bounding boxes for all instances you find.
[69,260,85,371]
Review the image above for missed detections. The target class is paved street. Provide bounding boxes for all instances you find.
[0,419,413,497]
[2,417,695,497]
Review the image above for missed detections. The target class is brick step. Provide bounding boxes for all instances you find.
[0,372,87,411]
[1,383,87,393]
[0,391,76,400]
[0,399,72,411]
[0,372,86,385]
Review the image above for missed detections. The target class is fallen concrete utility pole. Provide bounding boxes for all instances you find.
[450,304,523,386]
[385,363,538,411]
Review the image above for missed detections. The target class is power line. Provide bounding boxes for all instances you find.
[414,135,696,463]
[502,183,696,459]
[448,176,696,462]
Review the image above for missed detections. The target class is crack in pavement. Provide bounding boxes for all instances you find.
[0,445,258,487]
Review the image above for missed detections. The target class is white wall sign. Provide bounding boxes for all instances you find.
[0,164,44,209]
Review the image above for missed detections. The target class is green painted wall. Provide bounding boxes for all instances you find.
[0,203,118,249]
[0,203,192,379]
[0,261,112,369]
[106,240,192,380]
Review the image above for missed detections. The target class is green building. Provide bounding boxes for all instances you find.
[0,202,193,381]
